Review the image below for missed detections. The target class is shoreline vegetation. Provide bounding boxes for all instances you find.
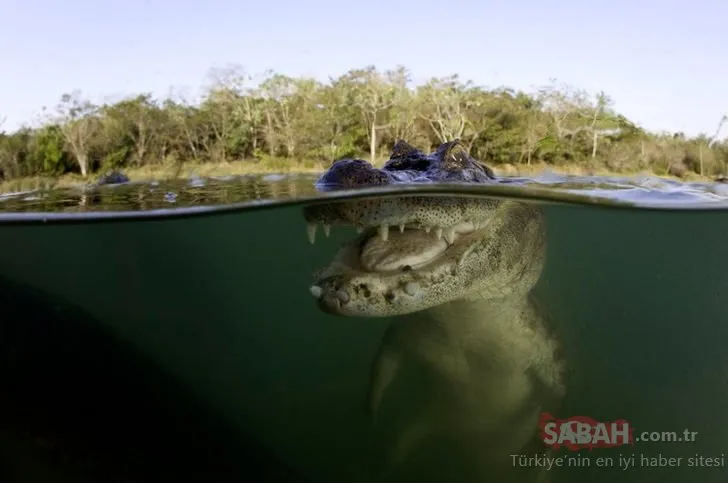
[1,64,726,193]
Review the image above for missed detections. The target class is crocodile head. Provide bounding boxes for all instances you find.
[304,140,546,317]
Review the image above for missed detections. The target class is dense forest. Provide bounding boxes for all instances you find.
[1,64,726,183]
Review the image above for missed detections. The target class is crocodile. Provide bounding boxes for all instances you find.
[303,140,566,482]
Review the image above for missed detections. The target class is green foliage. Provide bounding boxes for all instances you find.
[27,125,70,175]
[0,64,726,182]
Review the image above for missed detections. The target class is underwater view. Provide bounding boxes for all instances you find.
[1,147,728,483]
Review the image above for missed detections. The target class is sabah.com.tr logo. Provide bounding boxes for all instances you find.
[539,413,699,451]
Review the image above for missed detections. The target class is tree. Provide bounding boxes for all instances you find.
[164,91,205,163]
[537,81,620,162]
[258,74,318,158]
[310,79,362,160]
[202,64,264,161]
[515,94,549,165]
[417,75,466,144]
[581,91,619,159]
[51,91,99,177]
[337,66,400,163]
[100,94,162,166]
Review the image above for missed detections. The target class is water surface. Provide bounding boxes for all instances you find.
[3,172,728,219]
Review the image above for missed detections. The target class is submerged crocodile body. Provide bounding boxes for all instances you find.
[303,140,566,482]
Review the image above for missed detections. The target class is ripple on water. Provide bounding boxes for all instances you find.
[1,172,728,219]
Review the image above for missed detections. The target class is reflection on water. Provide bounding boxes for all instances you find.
[3,171,728,216]
[0,175,727,482]
[0,174,318,214]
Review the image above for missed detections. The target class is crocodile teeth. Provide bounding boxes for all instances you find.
[310,285,323,298]
[455,222,476,233]
[335,290,350,303]
[306,220,478,245]
[443,227,456,244]
[379,224,389,241]
[307,223,317,244]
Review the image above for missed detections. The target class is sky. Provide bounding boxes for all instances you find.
[1,0,727,139]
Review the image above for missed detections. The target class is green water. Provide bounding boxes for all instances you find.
[1,174,728,482]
